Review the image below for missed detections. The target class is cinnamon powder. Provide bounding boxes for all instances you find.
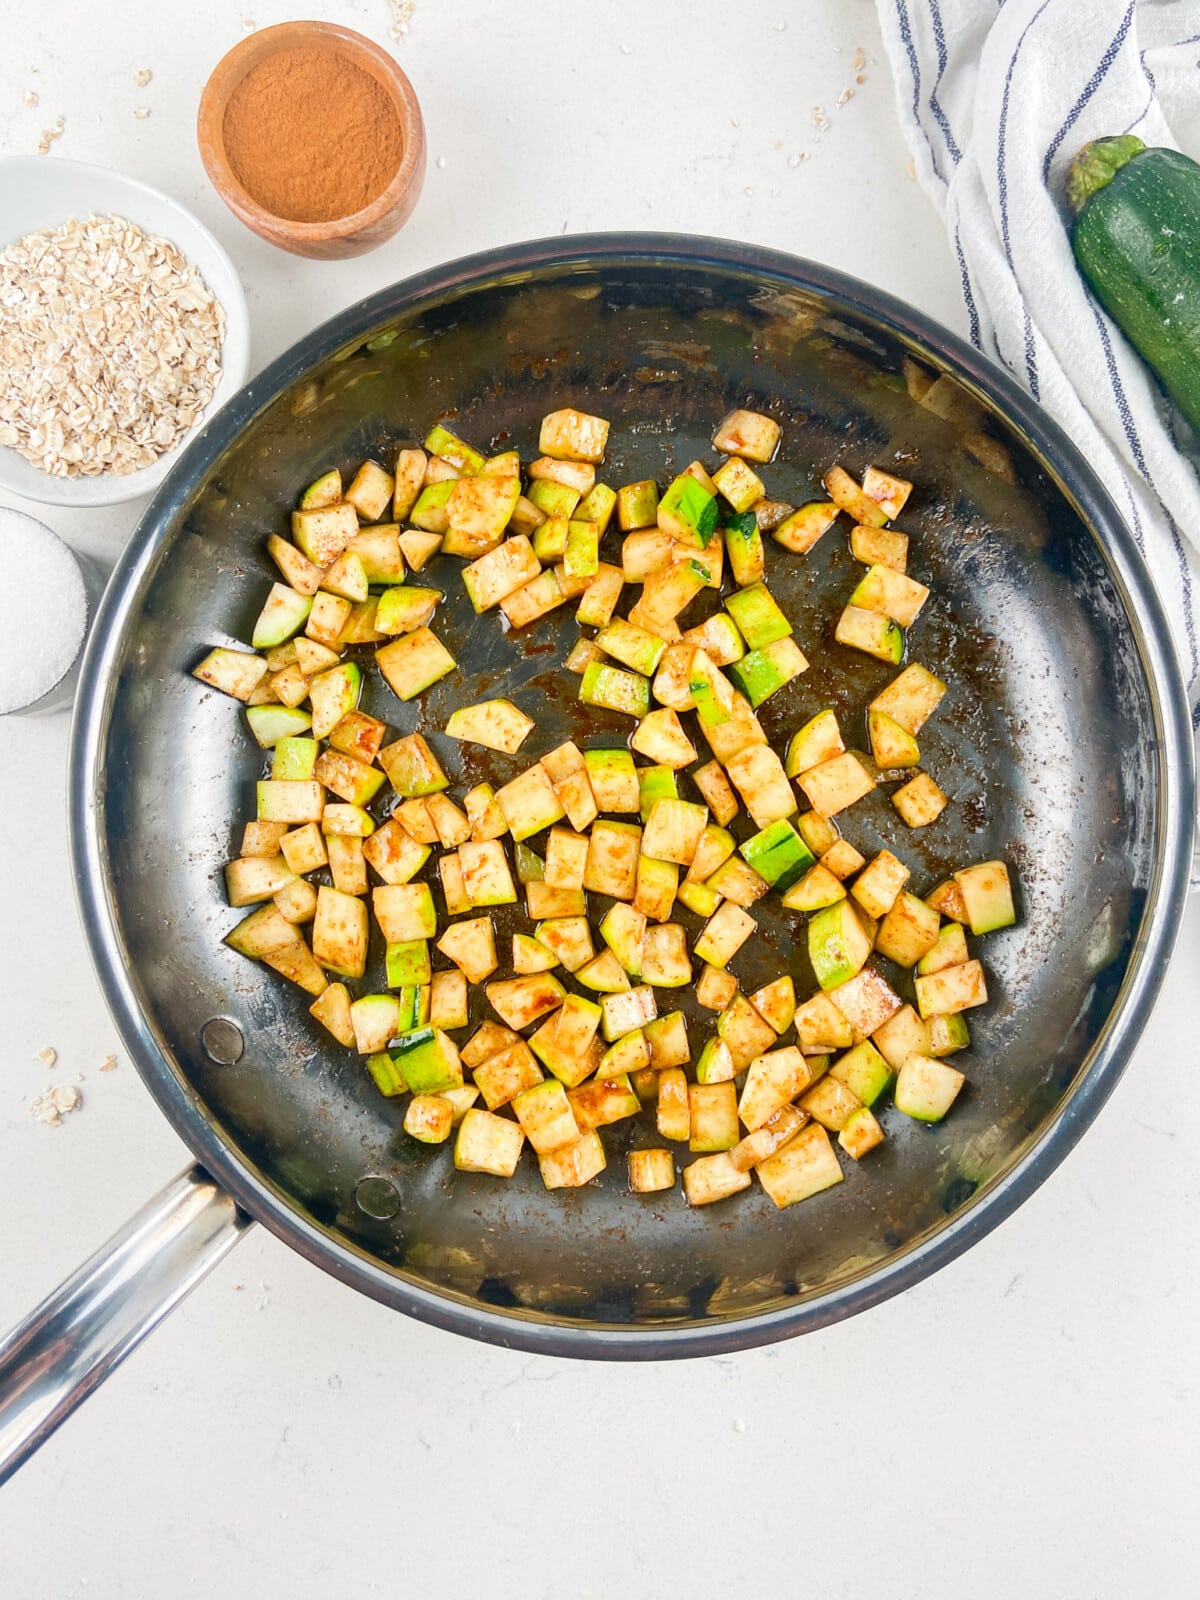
[222,45,404,223]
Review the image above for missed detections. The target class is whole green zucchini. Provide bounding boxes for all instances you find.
[1068,136,1200,435]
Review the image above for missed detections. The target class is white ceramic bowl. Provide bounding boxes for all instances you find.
[0,155,250,508]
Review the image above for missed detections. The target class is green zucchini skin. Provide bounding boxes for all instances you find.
[1070,145,1200,436]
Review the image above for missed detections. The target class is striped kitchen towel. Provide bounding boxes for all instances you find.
[876,0,1200,725]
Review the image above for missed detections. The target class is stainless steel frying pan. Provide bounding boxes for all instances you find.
[0,235,1191,1482]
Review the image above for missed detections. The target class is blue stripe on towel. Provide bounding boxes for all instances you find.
[928,0,963,165]
[998,0,1054,396]
[1042,2,1135,183]
[953,219,982,348]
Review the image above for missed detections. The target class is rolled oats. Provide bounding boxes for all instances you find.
[0,213,225,477]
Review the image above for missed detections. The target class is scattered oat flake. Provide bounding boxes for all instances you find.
[812,106,830,132]
[133,108,150,120]
[836,88,855,108]
[135,68,152,87]
[907,156,917,179]
[788,151,808,167]
[853,46,867,70]
[24,90,38,107]
[100,1054,118,1072]
[856,73,866,85]
[388,0,415,41]
[30,1084,81,1126]
[0,212,225,478]
[37,118,64,155]
[436,155,446,169]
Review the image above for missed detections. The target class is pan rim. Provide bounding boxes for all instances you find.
[68,231,1195,1357]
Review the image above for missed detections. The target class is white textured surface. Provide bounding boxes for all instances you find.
[1,4,1197,1595]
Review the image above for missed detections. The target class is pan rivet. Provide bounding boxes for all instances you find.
[355,1175,400,1220]
[200,1018,244,1065]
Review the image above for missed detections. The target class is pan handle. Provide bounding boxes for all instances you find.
[0,1165,249,1485]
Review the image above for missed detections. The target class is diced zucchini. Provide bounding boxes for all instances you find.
[575,949,630,993]
[487,973,566,1031]
[513,933,559,974]
[377,733,447,798]
[820,839,867,881]
[310,981,355,1047]
[826,967,901,1042]
[723,582,791,650]
[716,994,777,1070]
[773,500,839,555]
[927,877,970,922]
[347,523,406,586]
[252,584,313,651]
[713,408,781,463]
[658,472,718,546]
[929,1012,970,1057]
[824,465,887,528]
[429,968,469,1030]
[954,861,1016,934]
[617,478,660,531]
[256,780,324,825]
[578,481,617,533]
[796,751,875,818]
[809,900,874,991]
[793,992,853,1052]
[461,1021,521,1069]
[851,523,909,572]
[314,749,385,807]
[600,985,657,1042]
[580,660,650,718]
[454,1108,525,1177]
[394,982,430,1033]
[894,1053,965,1122]
[798,1075,863,1132]
[630,709,696,770]
[272,736,318,781]
[443,698,533,756]
[193,647,269,703]
[724,745,796,829]
[729,1105,810,1172]
[326,833,367,894]
[375,627,456,701]
[871,1005,931,1073]
[849,564,929,628]
[305,591,352,649]
[373,883,437,943]
[512,1078,581,1155]
[739,820,814,890]
[738,1046,815,1131]
[473,1041,544,1109]
[633,854,679,922]
[656,1068,691,1142]
[365,1050,407,1097]
[494,764,565,842]
[447,473,521,545]
[755,1122,844,1208]
[456,840,516,907]
[527,882,587,920]
[682,1151,752,1206]
[835,605,905,663]
[597,617,670,679]
[311,886,368,978]
[781,863,846,912]
[641,799,708,867]
[528,479,581,521]
[838,1106,884,1159]
[225,855,296,908]
[636,560,710,627]
[861,465,913,519]
[868,710,921,769]
[436,916,499,984]
[713,456,764,513]
[575,562,624,628]
[399,529,443,571]
[299,468,342,510]
[875,891,941,967]
[600,1029,651,1080]
[532,515,569,562]
[693,902,755,967]
[599,901,647,976]
[696,964,739,1012]
[682,612,745,668]
[690,761,739,826]
[676,878,722,918]
[628,1148,676,1192]
[785,710,845,778]
[723,510,765,587]
[242,819,289,859]
[244,705,313,751]
[461,536,541,611]
[852,850,911,919]
[402,1095,453,1145]
[500,568,568,628]
[749,976,795,1034]
[914,960,988,1019]
[705,856,768,909]
[348,993,399,1055]
[563,520,599,580]
[584,819,642,898]
[438,852,471,916]
[569,1075,642,1134]
[828,1040,892,1106]
[892,771,948,828]
[640,924,692,987]
[728,636,808,707]
[643,1010,690,1070]
[574,749,634,817]
[268,534,323,598]
[538,1130,607,1189]
[291,502,358,566]
[539,408,609,463]
[869,662,946,734]
[320,551,369,603]
[688,1081,740,1151]
[392,448,427,520]
[539,741,599,832]
[795,810,839,857]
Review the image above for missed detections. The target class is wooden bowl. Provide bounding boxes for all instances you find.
[197,21,425,260]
